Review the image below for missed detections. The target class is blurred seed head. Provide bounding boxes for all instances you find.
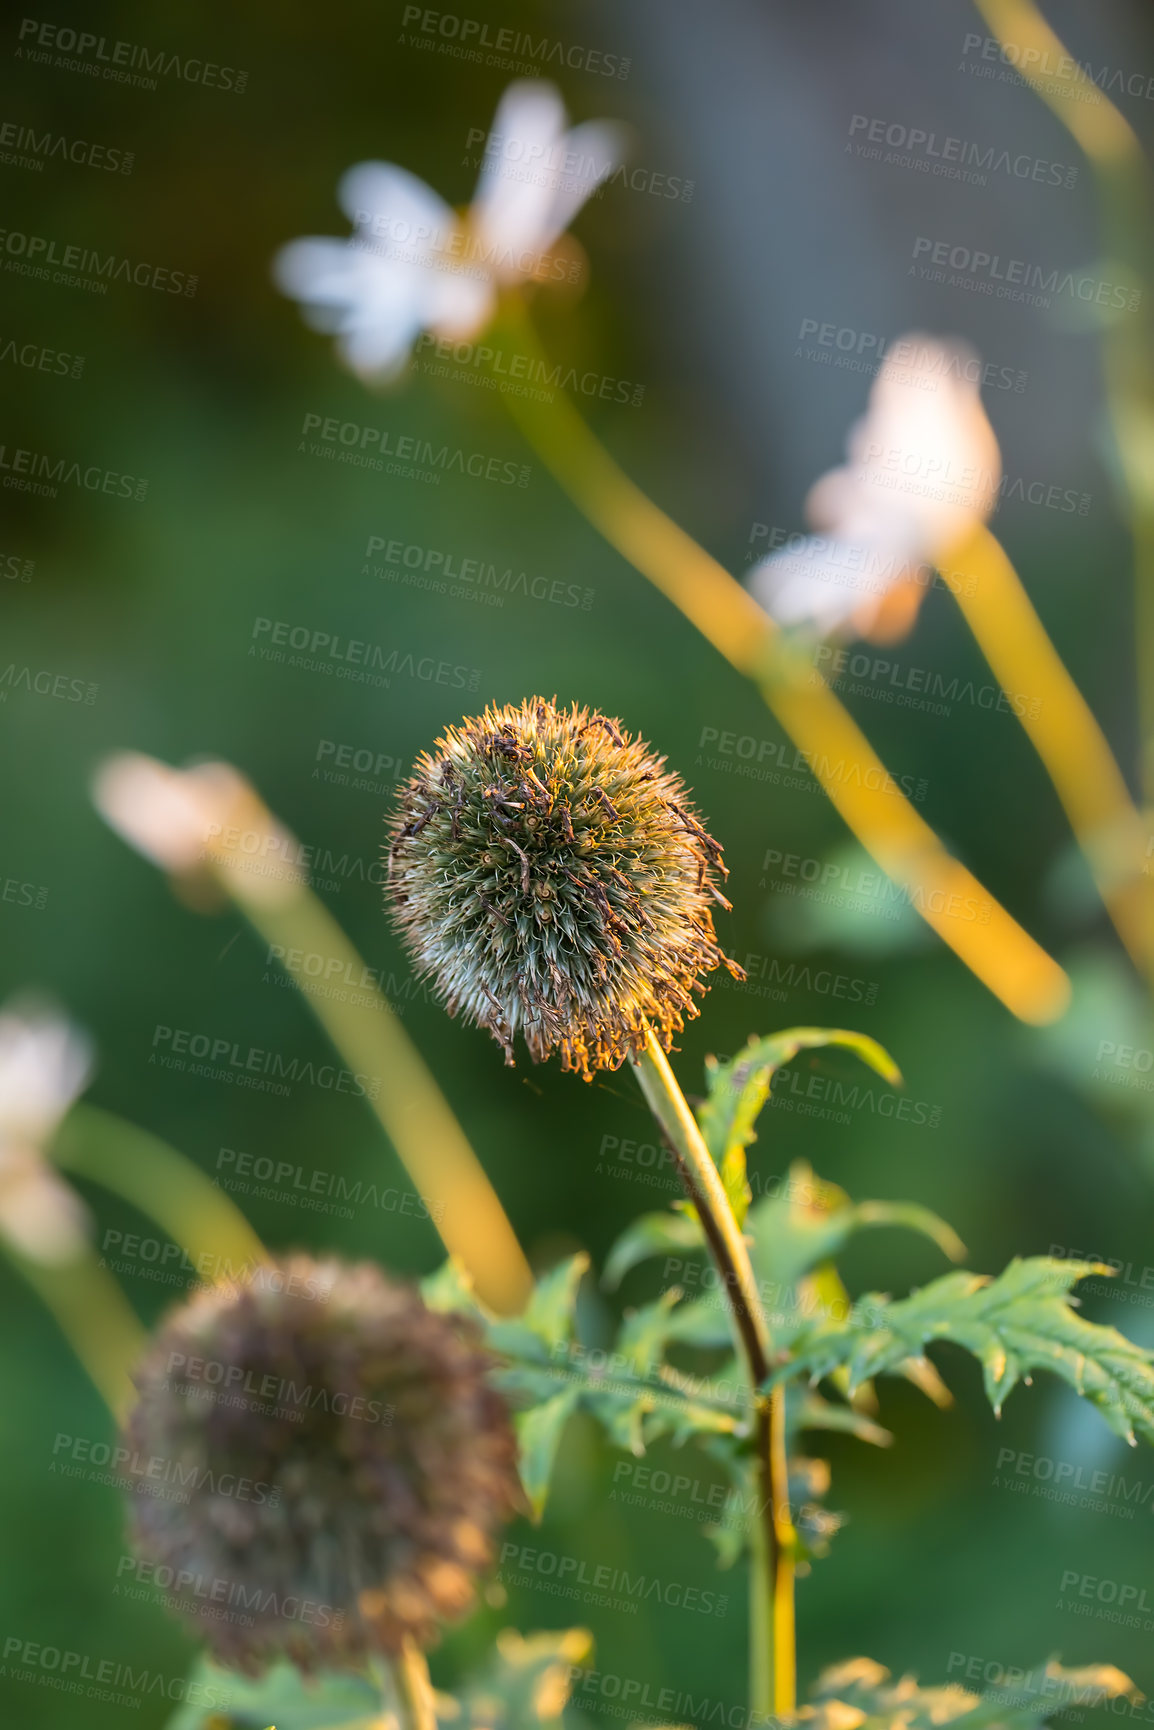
[121,1256,518,1672]
[386,698,740,1079]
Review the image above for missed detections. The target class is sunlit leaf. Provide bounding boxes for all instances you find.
[516,1389,581,1520]
[781,1258,1154,1444]
[802,1655,1136,1730]
[164,1657,380,1730]
[603,1211,704,1288]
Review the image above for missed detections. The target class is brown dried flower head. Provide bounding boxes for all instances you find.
[120,1256,518,1672]
[386,698,741,1078]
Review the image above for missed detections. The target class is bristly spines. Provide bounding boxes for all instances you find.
[386,698,742,1079]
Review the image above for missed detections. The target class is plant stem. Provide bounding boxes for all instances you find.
[632,1029,795,1719]
[390,1638,439,1730]
[9,1246,144,1419]
[950,524,1153,976]
[496,295,1069,1029]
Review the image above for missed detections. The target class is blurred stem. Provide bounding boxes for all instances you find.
[632,1030,795,1719]
[53,1103,268,1278]
[211,855,532,1316]
[973,0,1154,801]
[389,1639,438,1730]
[950,523,1153,974]
[9,1246,144,1419]
[497,294,1070,1028]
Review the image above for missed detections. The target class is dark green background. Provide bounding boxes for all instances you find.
[3,1,1154,1725]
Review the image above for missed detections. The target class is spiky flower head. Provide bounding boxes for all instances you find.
[386,698,740,1079]
[120,1256,518,1673]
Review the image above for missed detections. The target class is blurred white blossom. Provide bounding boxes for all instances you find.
[93,753,305,907]
[0,1002,91,1264]
[274,80,625,380]
[749,334,1001,641]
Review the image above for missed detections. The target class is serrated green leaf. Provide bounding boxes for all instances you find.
[602,1210,705,1288]
[516,1389,581,1520]
[782,1257,1154,1444]
[797,1390,892,1448]
[420,1255,488,1319]
[520,1253,589,1349]
[803,1655,1136,1730]
[164,1657,380,1730]
[699,1032,902,1227]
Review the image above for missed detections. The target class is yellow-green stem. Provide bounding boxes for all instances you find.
[632,1030,795,1719]
[495,295,1069,1030]
[10,1246,144,1419]
[390,1638,438,1730]
[53,1104,268,1278]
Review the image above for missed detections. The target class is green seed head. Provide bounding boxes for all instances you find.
[386,698,740,1079]
[120,1257,518,1672]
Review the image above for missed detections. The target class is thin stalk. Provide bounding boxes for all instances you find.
[390,1638,439,1730]
[53,1104,268,1278]
[9,1246,144,1419]
[632,1030,795,1719]
[497,296,1070,1028]
[973,0,1154,802]
[195,791,533,1315]
[950,524,1153,972]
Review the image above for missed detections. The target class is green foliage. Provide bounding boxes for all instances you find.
[698,1029,903,1226]
[165,1628,592,1730]
[801,1656,1135,1730]
[782,1257,1154,1444]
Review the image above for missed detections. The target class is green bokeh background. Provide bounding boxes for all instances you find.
[3,1,1154,1724]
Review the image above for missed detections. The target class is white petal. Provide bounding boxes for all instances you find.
[336,161,455,243]
[748,540,886,636]
[0,1003,92,1142]
[0,1154,90,1265]
[93,752,216,873]
[471,81,623,264]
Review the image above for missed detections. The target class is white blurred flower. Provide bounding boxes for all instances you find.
[274,80,625,381]
[749,334,1001,641]
[93,753,305,908]
[0,1002,92,1264]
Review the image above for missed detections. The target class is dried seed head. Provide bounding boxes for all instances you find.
[386,699,741,1079]
[120,1257,518,1672]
